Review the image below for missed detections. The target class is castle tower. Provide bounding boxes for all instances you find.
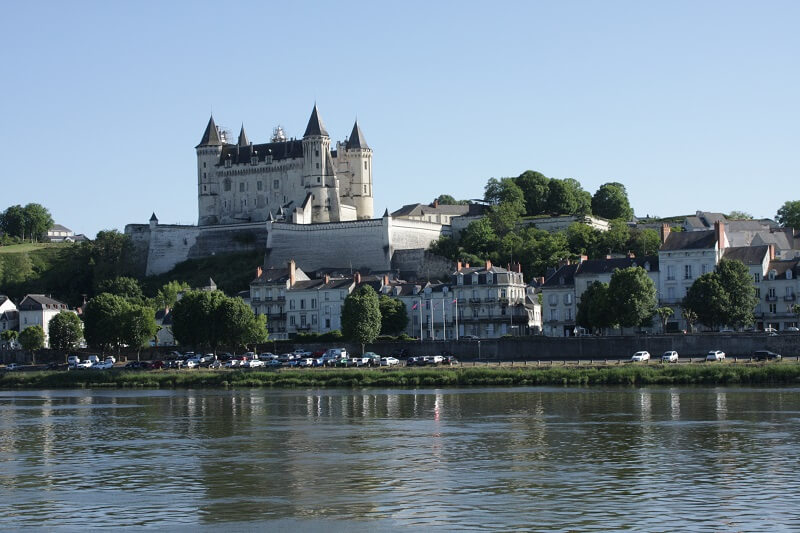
[344,120,373,219]
[196,115,224,225]
[302,105,336,222]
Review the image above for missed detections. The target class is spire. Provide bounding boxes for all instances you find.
[268,211,275,222]
[382,208,389,218]
[346,120,369,150]
[149,212,158,222]
[303,104,329,137]
[197,115,223,147]
[237,124,249,147]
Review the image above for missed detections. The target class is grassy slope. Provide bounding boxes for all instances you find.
[2,364,799,389]
[142,250,263,296]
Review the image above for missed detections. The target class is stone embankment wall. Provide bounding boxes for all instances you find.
[391,249,454,281]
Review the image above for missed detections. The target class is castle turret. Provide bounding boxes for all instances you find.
[302,105,336,222]
[197,115,224,225]
[344,120,373,219]
[237,124,249,147]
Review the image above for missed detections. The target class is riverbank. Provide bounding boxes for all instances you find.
[2,363,800,389]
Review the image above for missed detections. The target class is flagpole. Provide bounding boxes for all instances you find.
[419,297,423,342]
[429,298,433,341]
[442,296,446,341]
[455,297,459,341]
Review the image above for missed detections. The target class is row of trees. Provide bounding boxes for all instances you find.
[0,203,54,243]
[576,267,659,333]
[483,171,634,220]
[681,260,759,331]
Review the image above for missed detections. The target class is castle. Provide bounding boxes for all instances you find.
[197,105,373,225]
[126,105,449,277]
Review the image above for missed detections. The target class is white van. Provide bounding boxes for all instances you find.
[67,355,81,366]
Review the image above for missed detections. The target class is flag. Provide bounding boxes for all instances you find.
[452,298,457,304]
[412,303,418,310]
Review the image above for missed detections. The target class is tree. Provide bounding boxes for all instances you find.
[484,178,526,217]
[171,290,227,349]
[83,293,129,352]
[716,259,758,329]
[727,211,753,220]
[488,202,523,236]
[682,273,728,331]
[0,205,26,240]
[655,307,674,333]
[22,203,54,242]
[154,281,191,309]
[591,182,634,220]
[607,266,658,330]
[566,222,600,256]
[628,228,661,258]
[428,235,460,261]
[217,296,268,350]
[19,325,45,352]
[460,217,498,257]
[120,305,158,359]
[435,194,467,205]
[545,180,577,215]
[1,329,18,348]
[563,179,593,216]
[776,200,800,229]
[597,219,631,256]
[0,253,33,285]
[379,295,408,335]
[96,276,144,302]
[515,170,551,216]
[576,281,614,333]
[793,304,800,324]
[48,312,84,350]
[341,285,381,354]
[682,308,698,333]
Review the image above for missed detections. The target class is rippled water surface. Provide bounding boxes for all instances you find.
[1,387,799,531]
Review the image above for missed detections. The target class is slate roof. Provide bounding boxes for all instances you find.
[18,294,68,311]
[661,230,717,251]
[0,310,18,322]
[197,115,223,147]
[541,264,579,288]
[766,260,799,279]
[252,267,292,284]
[303,105,329,137]
[576,256,659,274]
[155,309,172,325]
[48,224,72,233]
[392,203,471,217]
[345,121,369,150]
[219,139,304,165]
[237,125,249,147]
[684,211,727,231]
[722,245,770,265]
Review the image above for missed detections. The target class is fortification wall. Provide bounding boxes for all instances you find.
[391,248,454,281]
[265,219,390,272]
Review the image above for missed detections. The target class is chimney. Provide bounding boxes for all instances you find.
[485,259,492,270]
[433,199,439,208]
[382,274,389,286]
[660,223,671,244]
[465,262,470,269]
[606,254,612,260]
[324,273,330,284]
[769,243,775,260]
[288,259,296,287]
[580,255,588,263]
[457,260,462,272]
[256,266,263,278]
[515,262,522,273]
[627,251,636,259]
[537,276,545,285]
[354,271,362,285]
[714,221,726,251]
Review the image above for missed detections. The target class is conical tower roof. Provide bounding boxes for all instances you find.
[237,124,249,147]
[346,120,369,150]
[303,104,329,137]
[197,115,223,147]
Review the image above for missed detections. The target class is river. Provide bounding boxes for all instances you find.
[1,387,798,531]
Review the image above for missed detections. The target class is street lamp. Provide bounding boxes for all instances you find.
[478,340,481,360]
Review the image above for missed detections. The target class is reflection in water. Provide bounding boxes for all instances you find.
[0,387,799,530]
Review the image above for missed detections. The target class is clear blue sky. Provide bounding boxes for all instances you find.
[2,1,797,237]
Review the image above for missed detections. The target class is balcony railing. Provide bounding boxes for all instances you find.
[277,296,286,301]
[766,295,778,302]
[785,294,796,302]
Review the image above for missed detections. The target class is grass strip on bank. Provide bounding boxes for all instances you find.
[2,364,800,389]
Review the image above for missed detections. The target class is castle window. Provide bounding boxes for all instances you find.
[225,158,231,168]
[317,177,320,183]
[364,161,368,170]
[316,163,319,169]
[203,162,207,168]
[203,185,207,192]
[364,185,367,194]
[257,181,263,191]
[223,179,231,192]
[315,149,319,157]
[251,156,258,166]
[239,183,245,193]
[203,172,206,180]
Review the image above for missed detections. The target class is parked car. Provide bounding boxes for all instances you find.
[5,363,20,371]
[661,351,679,363]
[124,361,141,369]
[406,357,421,367]
[786,327,800,332]
[245,359,265,368]
[184,360,198,369]
[443,355,459,366]
[362,352,382,366]
[297,358,315,368]
[426,355,445,366]
[86,355,101,364]
[706,350,726,361]
[631,351,651,362]
[380,356,400,367]
[75,360,93,369]
[753,350,782,361]
[460,335,479,340]
[92,360,113,370]
[105,356,116,364]
[265,359,283,368]
[224,359,242,368]
[67,355,81,366]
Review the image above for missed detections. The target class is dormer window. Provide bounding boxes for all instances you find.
[644,261,650,272]
[225,156,232,168]
[559,276,565,286]
[487,272,493,284]
[769,270,777,281]
[250,154,258,166]
[457,274,463,285]
[788,270,793,280]
[472,273,478,285]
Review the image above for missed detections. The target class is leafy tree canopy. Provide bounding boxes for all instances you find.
[592,182,634,221]
[716,259,758,329]
[341,285,381,351]
[727,210,753,220]
[48,312,84,350]
[682,273,728,330]
[576,281,616,333]
[515,170,551,216]
[19,325,45,352]
[435,194,468,205]
[83,293,129,352]
[379,295,408,336]
[96,276,144,303]
[776,200,800,229]
[607,266,657,329]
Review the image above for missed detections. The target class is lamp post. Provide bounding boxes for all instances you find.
[478,340,481,360]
